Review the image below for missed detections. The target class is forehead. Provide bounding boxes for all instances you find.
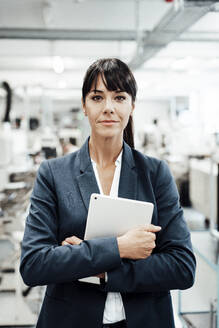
[91,75,106,90]
[90,74,124,93]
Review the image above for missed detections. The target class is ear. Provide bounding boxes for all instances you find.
[82,98,87,116]
[131,103,135,114]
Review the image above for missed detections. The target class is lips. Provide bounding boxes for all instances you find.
[99,120,119,126]
[101,120,118,123]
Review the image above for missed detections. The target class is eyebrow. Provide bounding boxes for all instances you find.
[89,89,125,94]
[89,89,104,94]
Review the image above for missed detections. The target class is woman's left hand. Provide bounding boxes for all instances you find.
[61,236,105,279]
[62,235,82,246]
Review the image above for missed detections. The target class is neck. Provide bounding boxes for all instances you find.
[89,134,123,168]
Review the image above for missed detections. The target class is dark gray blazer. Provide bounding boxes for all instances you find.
[20,138,196,328]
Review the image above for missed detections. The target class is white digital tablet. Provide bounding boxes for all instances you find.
[84,193,154,240]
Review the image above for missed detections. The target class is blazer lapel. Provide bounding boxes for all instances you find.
[118,142,138,200]
[76,139,138,210]
[76,139,100,211]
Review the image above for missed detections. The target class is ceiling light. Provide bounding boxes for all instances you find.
[206,58,219,69]
[171,56,194,70]
[144,58,173,69]
[52,56,64,74]
[187,69,200,76]
[58,80,67,89]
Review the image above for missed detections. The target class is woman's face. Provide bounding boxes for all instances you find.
[83,75,134,140]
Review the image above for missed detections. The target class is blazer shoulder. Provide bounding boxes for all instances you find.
[132,148,162,174]
[131,148,173,189]
[38,150,80,183]
[131,149,175,196]
[45,149,80,169]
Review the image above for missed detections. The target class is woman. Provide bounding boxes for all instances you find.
[20,58,196,328]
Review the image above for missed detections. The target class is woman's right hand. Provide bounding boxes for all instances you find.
[117,224,161,260]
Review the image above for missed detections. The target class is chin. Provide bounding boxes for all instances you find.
[97,129,122,140]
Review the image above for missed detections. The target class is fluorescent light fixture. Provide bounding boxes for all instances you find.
[206,58,219,69]
[171,56,194,71]
[187,69,201,76]
[52,56,64,74]
[144,58,173,69]
[58,79,67,89]
[26,86,43,97]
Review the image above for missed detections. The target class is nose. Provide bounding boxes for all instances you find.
[104,97,115,114]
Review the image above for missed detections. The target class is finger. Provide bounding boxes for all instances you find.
[144,250,152,258]
[145,241,156,251]
[66,236,82,245]
[62,241,69,246]
[96,273,105,279]
[64,237,75,245]
[144,224,161,233]
[65,236,82,245]
[145,231,156,240]
[137,225,160,231]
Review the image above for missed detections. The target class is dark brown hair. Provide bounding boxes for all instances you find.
[82,58,137,148]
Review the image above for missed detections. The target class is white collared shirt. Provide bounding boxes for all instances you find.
[91,150,126,324]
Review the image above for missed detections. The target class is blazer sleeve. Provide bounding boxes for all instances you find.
[103,160,196,293]
[20,160,121,287]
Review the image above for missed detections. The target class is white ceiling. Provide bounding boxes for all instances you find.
[0,0,169,30]
[0,0,219,96]
[189,12,219,31]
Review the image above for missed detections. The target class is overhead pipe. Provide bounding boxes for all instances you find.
[129,0,217,70]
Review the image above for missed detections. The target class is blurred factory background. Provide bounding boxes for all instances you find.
[1,0,219,327]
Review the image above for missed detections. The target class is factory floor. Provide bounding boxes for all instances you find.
[0,207,216,328]
[172,207,217,328]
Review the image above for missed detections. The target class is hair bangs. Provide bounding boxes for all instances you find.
[82,58,137,103]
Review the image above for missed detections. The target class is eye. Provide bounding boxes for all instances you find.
[91,95,102,101]
[115,95,126,101]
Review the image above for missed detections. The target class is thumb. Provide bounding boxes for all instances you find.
[145,224,161,232]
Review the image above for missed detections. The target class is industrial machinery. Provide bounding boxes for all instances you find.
[0,82,13,191]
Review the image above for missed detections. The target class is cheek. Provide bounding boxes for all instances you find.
[123,115,131,127]
[87,113,96,125]
[85,106,100,124]
[118,105,132,121]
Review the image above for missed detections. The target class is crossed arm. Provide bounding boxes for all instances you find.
[20,159,196,292]
[61,223,161,279]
